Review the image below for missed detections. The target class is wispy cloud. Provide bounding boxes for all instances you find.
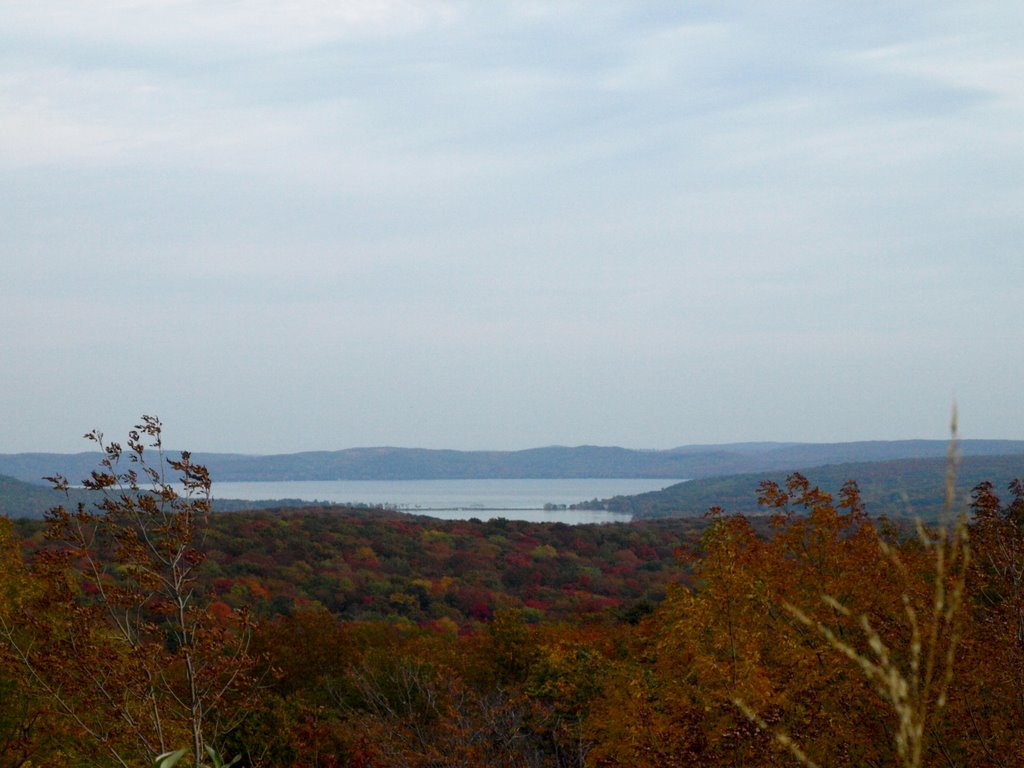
[2,1,1022,450]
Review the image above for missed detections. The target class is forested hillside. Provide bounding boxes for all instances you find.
[2,423,1023,767]
[0,473,331,519]
[590,453,1024,519]
[0,474,72,519]
[12,509,704,629]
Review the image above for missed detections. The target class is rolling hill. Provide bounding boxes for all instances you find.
[583,453,1024,520]
[2,439,1023,483]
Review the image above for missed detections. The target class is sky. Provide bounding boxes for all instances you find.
[2,1,1023,454]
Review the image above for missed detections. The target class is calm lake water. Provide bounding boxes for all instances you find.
[213,478,686,524]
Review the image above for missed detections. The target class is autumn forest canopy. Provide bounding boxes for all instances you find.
[1,418,1023,767]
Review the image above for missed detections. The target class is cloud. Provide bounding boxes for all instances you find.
[3,2,1023,450]
[2,0,462,53]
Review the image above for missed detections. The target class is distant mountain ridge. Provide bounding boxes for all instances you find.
[1,440,1022,483]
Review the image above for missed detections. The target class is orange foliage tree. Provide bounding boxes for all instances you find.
[0,417,259,767]
[938,478,1024,764]
[588,474,945,767]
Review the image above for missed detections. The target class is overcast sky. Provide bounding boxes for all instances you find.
[2,1,1022,453]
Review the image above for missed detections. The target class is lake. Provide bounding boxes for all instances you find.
[212,478,686,524]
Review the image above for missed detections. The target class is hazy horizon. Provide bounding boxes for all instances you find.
[3,2,1022,453]
[5,436,1022,458]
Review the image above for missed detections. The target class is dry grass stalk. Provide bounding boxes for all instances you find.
[731,699,822,768]
[737,409,970,768]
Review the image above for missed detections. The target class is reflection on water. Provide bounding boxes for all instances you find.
[213,477,686,524]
